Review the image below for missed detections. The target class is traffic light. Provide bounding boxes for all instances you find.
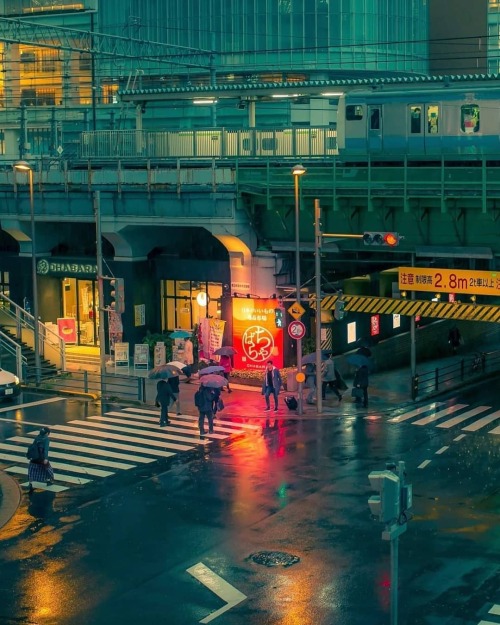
[334,298,345,320]
[363,232,400,247]
[275,307,285,328]
[368,470,400,523]
[110,278,125,314]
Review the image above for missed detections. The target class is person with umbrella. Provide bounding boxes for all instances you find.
[261,360,282,412]
[155,378,176,426]
[194,383,216,437]
[219,354,233,393]
[322,353,342,402]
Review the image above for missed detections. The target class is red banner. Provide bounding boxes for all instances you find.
[232,298,283,371]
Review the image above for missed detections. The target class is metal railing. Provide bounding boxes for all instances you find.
[0,330,26,379]
[411,350,500,400]
[0,293,65,372]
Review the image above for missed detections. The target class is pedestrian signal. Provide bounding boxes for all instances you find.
[334,299,345,320]
[275,307,285,328]
[363,232,400,247]
[368,470,401,523]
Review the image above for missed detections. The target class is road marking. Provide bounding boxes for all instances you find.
[418,460,431,469]
[413,404,467,426]
[187,562,247,623]
[436,406,491,429]
[462,410,500,432]
[488,604,500,615]
[0,397,65,414]
[388,403,444,423]
[477,621,498,625]
[453,434,466,441]
[106,411,232,438]
[6,466,90,486]
[435,446,449,455]
[123,407,261,430]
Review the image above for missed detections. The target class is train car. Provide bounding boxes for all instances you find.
[336,83,500,160]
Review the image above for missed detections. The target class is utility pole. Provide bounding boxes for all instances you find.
[94,190,107,396]
[314,199,323,414]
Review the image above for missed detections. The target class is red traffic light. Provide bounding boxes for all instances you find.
[383,232,399,247]
[363,231,400,247]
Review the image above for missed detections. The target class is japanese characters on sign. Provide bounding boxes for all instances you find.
[398,267,500,297]
[233,298,284,371]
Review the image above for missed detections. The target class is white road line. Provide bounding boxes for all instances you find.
[0,397,65,414]
[477,621,498,625]
[435,446,449,455]
[453,434,466,441]
[436,406,491,429]
[91,415,216,444]
[124,407,261,430]
[487,423,500,435]
[388,403,444,423]
[0,442,135,470]
[46,425,183,458]
[106,411,232,438]
[6,467,89,486]
[66,420,196,452]
[413,404,468,426]
[462,410,500,432]
[187,562,247,624]
[9,435,149,465]
[0,452,113,477]
[418,460,431,469]
[488,605,500,615]
[19,479,69,492]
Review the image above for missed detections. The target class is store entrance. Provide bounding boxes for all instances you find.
[62,278,100,346]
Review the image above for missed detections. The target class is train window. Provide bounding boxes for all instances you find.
[370,108,381,130]
[410,106,422,134]
[261,138,277,151]
[346,105,363,121]
[461,104,480,133]
[427,105,439,134]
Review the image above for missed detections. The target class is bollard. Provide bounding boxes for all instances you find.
[83,370,88,394]
[411,374,419,400]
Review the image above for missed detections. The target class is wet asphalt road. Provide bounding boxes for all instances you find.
[0,387,498,625]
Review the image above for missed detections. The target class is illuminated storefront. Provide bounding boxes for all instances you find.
[160,280,223,331]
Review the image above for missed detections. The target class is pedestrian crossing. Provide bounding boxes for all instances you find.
[0,408,259,493]
[388,401,500,435]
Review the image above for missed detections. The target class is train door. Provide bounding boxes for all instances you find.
[424,104,441,155]
[407,105,425,154]
[367,106,382,153]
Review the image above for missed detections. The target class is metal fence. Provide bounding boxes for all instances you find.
[412,350,500,400]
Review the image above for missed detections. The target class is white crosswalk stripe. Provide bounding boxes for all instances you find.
[389,402,500,435]
[0,408,255,494]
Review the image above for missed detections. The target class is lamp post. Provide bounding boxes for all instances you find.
[14,160,41,384]
[291,163,306,415]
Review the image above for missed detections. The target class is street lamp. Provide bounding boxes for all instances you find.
[13,160,41,384]
[291,163,307,415]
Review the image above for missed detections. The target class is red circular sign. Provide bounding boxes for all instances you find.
[288,320,306,340]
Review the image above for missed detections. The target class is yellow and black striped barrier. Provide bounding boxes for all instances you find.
[317,294,500,323]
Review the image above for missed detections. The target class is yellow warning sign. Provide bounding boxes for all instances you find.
[288,301,306,320]
[399,267,500,297]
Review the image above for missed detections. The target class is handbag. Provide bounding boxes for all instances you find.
[217,398,224,411]
[351,387,364,399]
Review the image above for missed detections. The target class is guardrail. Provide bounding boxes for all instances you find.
[411,350,500,400]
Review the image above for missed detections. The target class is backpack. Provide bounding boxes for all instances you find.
[194,389,203,409]
[26,440,42,462]
[284,396,298,411]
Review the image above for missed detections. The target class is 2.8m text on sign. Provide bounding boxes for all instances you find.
[398,267,500,297]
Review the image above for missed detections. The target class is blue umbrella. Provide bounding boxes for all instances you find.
[347,353,374,370]
[302,352,329,365]
[199,365,225,376]
[169,330,192,339]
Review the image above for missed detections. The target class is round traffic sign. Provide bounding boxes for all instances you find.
[288,320,306,340]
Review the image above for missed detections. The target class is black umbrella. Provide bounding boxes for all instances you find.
[214,346,237,356]
[148,364,181,379]
[199,365,225,376]
[200,374,228,389]
[302,352,329,365]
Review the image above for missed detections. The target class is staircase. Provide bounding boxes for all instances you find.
[0,324,59,381]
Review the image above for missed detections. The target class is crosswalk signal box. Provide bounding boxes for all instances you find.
[110,278,125,314]
[368,470,400,523]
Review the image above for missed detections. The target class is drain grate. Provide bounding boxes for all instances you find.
[249,550,300,568]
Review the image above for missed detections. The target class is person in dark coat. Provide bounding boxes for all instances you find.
[155,379,175,426]
[169,374,182,415]
[195,384,216,437]
[353,365,369,408]
[261,360,283,411]
[211,386,221,420]
[448,325,461,354]
[28,427,54,492]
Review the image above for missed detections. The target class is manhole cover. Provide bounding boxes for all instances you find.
[249,550,300,568]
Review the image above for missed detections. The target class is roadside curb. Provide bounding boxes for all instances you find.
[0,470,21,530]
[22,384,99,401]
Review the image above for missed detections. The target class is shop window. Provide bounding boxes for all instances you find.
[427,105,439,134]
[346,105,363,121]
[461,104,479,133]
[410,106,422,134]
[161,280,222,331]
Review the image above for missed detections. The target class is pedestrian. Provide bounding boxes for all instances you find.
[304,362,317,404]
[322,353,342,401]
[183,337,194,366]
[448,325,461,354]
[155,378,175,426]
[169,374,182,416]
[353,364,369,408]
[194,384,216,437]
[211,386,222,420]
[261,360,282,412]
[219,354,233,393]
[27,427,54,492]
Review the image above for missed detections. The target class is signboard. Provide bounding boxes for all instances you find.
[57,317,77,343]
[287,300,306,320]
[232,298,283,371]
[399,267,500,297]
[114,342,129,370]
[134,304,146,327]
[154,342,166,367]
[134,344,149,370]
[287,320,306,340]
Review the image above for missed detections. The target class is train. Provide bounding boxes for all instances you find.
[80,79,500,161]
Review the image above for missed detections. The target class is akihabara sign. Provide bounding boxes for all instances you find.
[233,298,283,370]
